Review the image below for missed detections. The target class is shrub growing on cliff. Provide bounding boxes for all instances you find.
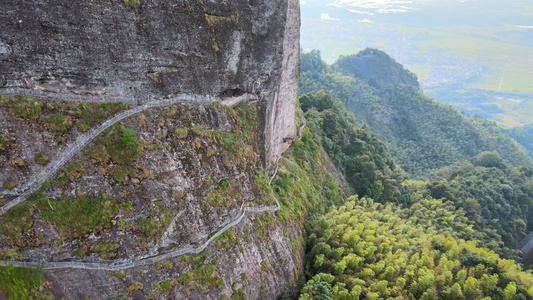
[87,124,142,164]
[124,0,140,8]
[41,113,73,132]
[213,131,237,153]
[0,201,35,247]
[119,125,139,150]
[34,154,50,165]
[4,181,17,190]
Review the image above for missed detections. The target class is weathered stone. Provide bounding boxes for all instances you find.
[0,40,11,55]
[0,0,300,163]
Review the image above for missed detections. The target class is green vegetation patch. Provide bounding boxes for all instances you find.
[215,229,238,249]
[75,102,129,131]
[204,13,240,26]
[109,270,127,282]
[34,154,50,165]
[177,272,192,284]
[156,280,173,293]
[271,122,346,224]
[298,91,405,203]
[219,179,230,191]
[148,252,221,296]
[124,0,140,8]
[0,201,36,247]
[92,240,120,259]
[253,169,270,191]
[194,260,217,282]
[425,160,533,257]
[86,124,142,165]
[213,131,237,153]
[136,217,163,236]
[34,194,119,240]
[174,127,189,139]
[54,159,86,186]
[0,134,15,151]
[209,105,259,171]
[299,50,533,179]
[4,181,17,190]
[0,265,48,300]
[40,113,72,132]
[119,125,139,150]
[0,95,41,119]
[204,189,229,208]
[111,165,138,183]
[0,95,128,132]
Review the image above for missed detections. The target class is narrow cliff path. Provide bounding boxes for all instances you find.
[0,99,178,216]
[2,93,285,271]
[0,94,250,217]
[5,158,282,271]
[7,198,280,271]
[220,93,258,107]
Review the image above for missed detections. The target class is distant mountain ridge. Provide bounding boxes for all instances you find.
[333,48,420,89]
[300,48,532,178]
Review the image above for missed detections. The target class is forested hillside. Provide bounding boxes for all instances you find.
[425,156,533,257]
[299,89,533,257]
[300,49,532,178]
[299,91,406,204]
[292,90,533,298]
[286,91,533,299]
[507,124,533,160]
[300,197,533,300]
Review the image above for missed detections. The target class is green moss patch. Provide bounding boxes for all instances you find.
[204,13,240,26]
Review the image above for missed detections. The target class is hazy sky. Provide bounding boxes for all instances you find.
[301,0,533,26]
[326,0,416,14]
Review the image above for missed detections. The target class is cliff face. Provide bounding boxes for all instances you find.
[0,1,301,299]
[0,0,299,164]
[0,97,304,299]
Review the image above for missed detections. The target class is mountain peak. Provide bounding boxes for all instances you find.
[333,48,420,89]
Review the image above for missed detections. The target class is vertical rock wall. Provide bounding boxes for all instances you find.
[266,0,300,165]
[0,0,300,164]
